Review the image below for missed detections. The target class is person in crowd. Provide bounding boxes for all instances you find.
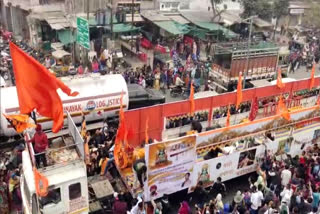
[233,190,244,209]
[193,181,209,208]
[214,193,224,212]
[92,58,100,73]
[250,186,264,214]
[204,147,224,160]
[129,197,145,214]
[112,192,127,214]
[0,171,9,214]
[178,201,191,214]
[154,70,160,90]
[191,120,202,133]
[281,165,292,188]
[132,158,147,188]
[211,177,226,197]
[27,124,48,167]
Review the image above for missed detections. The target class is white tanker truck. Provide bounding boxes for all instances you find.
[0,74,129,137]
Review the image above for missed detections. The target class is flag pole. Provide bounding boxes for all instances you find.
[30,111,37,124]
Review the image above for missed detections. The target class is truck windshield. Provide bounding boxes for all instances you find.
[39,188,61,207]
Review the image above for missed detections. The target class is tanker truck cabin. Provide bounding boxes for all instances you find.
[21,115,89,214]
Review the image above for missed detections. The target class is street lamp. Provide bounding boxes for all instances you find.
[242,15,258,89]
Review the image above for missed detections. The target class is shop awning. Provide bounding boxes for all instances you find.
[57,30,76,45]
[52,50,71,59]
[108,24,140,33]
[192,21,237,39]
[154,21,190,35]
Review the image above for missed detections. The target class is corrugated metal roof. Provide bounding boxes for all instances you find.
[253,17,273,28]
[164,14,190,24]
[154,21,190,35]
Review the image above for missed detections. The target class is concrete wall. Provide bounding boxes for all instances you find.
[65,0,106,14]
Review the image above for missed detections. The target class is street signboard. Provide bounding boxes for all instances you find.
[76,17,90,49]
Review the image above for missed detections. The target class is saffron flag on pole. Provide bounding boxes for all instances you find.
[249,97,259,121]
[33,167,49,197]
[9,42,78,133]
[117,91,126,141]
[310,63,315,90]
[145,117,149,144]
[236,73,243,109]
[3,114,36,133]
[277,95,290,121]
[189,82,195,115]
[276,68,285,89]
[226,105,231,127]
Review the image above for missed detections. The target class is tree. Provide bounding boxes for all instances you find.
[240,0,272,20]
[210,0,226,22]
[303,0,320,28]
[272,0,289,39]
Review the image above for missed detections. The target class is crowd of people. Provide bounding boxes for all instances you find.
[0,144,24,213]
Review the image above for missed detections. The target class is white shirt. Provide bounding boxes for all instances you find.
[141,79,146,88]
[280,188,292,205]
[129,197,145,214]
[250,191,264,210]
[281,169,292,186]
[175,76,184,86]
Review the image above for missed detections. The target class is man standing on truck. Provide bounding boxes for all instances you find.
[27,124,48,167]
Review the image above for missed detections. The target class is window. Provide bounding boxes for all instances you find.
[39,188,61,207]
[69,183,81,200]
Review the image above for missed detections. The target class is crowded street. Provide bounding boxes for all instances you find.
[1,0,320,214]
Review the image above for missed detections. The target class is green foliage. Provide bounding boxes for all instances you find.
[303,1,320,28]
[241,0,288,20]
[273,0,289,19]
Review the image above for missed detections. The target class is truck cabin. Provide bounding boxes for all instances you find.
[21,114,89,214]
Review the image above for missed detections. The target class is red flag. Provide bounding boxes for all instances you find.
[310,63,315,90]
[277,68,285,89]
[277,95,290,121]
[236,73,243,109]
[190,82,195,115]
[249,97,259,121]
[9,42,78,133]
[226,105,230,127]
[145,117,149,144]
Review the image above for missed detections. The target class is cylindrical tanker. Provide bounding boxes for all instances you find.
[0,74,129,136]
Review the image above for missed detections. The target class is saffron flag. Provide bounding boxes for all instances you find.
[277,95,290,121]
[310,63,315,90]
[80,112,86,139]
[276,68,285,89]
[236,73,243,109]
[145,117,149,144]
[117,91,126,141]
[33,167,49,197]
[226,105,231,127]
[9,42,78,133]
[249,97,259,121]
[317,95,320,106]
[190,82,195,115]
[3,114,36,133]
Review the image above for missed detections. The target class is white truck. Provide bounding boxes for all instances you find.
[21,113,89,214]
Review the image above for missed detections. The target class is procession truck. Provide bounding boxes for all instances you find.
[209,41,279,92]
[21,112,89,214]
